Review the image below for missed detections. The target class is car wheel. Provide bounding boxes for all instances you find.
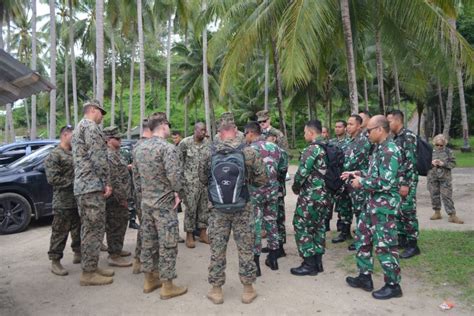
[0,193,32,234]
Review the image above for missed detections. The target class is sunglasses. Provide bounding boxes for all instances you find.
[435,144,444,147]
[367,126,380,134]
[258,120,268,124]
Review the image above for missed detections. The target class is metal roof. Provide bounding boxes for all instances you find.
[0,49,55,106]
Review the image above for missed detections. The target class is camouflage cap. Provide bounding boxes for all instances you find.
[84,99,107,115]
[266,128,279,138]
[220,112,235,124]
[103,126,121,139]
[256,110,269,122]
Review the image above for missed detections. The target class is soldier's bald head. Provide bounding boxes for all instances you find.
[194,122,206,131]
[370,115,390,133]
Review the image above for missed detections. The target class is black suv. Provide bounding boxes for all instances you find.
[0,140,59,166]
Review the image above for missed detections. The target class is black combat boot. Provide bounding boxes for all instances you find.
[325,218,331,232]
[277,242,286,258]
[346,273,374,292]
[400,240,420,259]
[372,283,403,300]
[290,256,318,276]
[336,219,343,232]
[129,209,140,229]
[332,224,351,243]
[261,247,270,253]
[254,255,261,277]
[265,250,279,270]
[314,254,324,273]
[398,235,407,249]
[347,242,356,251]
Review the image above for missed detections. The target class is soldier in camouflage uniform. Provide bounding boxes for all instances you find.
[387,110,420,259]
[178,122,211,248]
[200,120,268,305]
[428,134,463,224]
[245,122,288,275]
[214,112,245,144]
[45,125,81,276]
[72,100,114,286]
[134,115,188,299]
[321,127,330,141]
[290,120,329,277]
[344,115,403,300]
[103,126,133,268]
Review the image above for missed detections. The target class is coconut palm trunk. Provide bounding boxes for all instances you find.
[49,0,57,138]
[31,0,37,139]
[68,0,78,126]
[270,37,287,137]
[110,30,116,126]
[393,59,401,109]
[64,50,70,125]
[202,0,212,139]
[137,0,145,136]
[375,27,385,115]
[363,76,369,111]
[127,42,136,140]
[165,12,173,120]
[442,82,453,140]
[264,48,269,111]
[96,0,104,105]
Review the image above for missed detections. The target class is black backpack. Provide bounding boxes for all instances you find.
[416,136,433,176]
[313,141,345,193]
[208,144,249,212]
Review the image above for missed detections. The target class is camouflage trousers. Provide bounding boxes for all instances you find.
[252,195,279,255]
[397,181,419,242]
[48,208,81,261]
[335,191,353,225]
[76,192,106,272]
[293,194,328,258]
[105,198,129,256]
[277,195,286,244]
[427,174,455,215]
[208,204,257,286]
[134,206,143,259]
[140,199,178,280]
[356,209,401,285]
[349,190,368,220]
[183,183,209,232]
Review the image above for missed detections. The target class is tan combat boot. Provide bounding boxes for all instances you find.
[120,250,132,257]
[199,228,210,244]
[51,260,68,276]
[100,242,108,252]
[72,252,81,264]
[241,284,257,304]
[160,280,188,300]
[207,286,224,304]
[430,210,442,220]
[448,213,464,224]
[132,258,142,274]
[185,232,195,248]
[143,272,162,293]
[108,254,133,267]
[80,271,113,286]
[96,267,115,277]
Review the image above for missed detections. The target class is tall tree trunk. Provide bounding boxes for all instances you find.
[68,0,78,126]
[137,0,145,136]
[264,47,270,111]
[64,50,70,125]
[437,79,445,124]
[416,102,424,136]
[120,73,125,131]
[110,30,116,126]
[24,99,31,137]
[340,0,359,114]
[92,62,96,98]
[49,0,57,138]
[363,75,369,111]
[5,104,15,142]
[127,43,135,140]
[393,59,401,109]
[165,12,173,120]
[202,0,212,139]
[456,65,470,151]
[0,10,3,49]
[31,0,37,139]
[184,97,189,137]
[270,37,287,137]
[291,110,296,149]
[375,28,385,115]
[95,0,104,106]
[443,81,454,140]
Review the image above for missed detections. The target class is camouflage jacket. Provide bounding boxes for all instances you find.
[261,126,289,152]
[249,140,288,201]
[72,118,109,195]
[428,147,456,179]
[178,136,210,185]
[343,131,372,172]
[44,146,77,209]
[107,147,131,203]
[360,139,402,215]
[328,135,349,149]
[134,136,183,208]
[214,130,246,145]
[131,138,147,209]
[392,128,418,186]
[199,137,268,189]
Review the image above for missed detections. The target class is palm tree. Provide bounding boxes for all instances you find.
[68,0,79,126]
[137,0,145,136]
[31,0,37,139]
[201,0,212,137]
[95,0,104,106]
[49,0,57,138]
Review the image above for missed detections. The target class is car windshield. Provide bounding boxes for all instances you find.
[7,144,56,169]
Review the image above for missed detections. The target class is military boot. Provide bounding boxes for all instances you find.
[72,252,81,264]
[336,219,343,232]
[400,240,420,259]
[332,224,351,243]
[132,258,142,274]
[261,247,270,253]
[325,218,331,232]
[277,242,287,258]
[398,235,407,249]
[96,267,115,277]
[254,255,261,277]
[346,273,374,291]
[199,228,210,244]
[290,256,318,276]
[430,210,442,220]
[100,242,108,252]
[143,272,162,293]
[448,213,464,224]
[265,250,279,271]
[159,280,188,300]
[80,272,113,286]
[315,254,324,273]
[108,254,133,267]
[372,283,403,300]
[241,284,257,304]
[120,250,132,257]
[129,220,140,229]
[51,260,68,276]
[185,232,195,248]
[207,286,224,304]
[347,242,356,251]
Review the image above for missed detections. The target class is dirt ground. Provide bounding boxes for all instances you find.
[1,166,473,315]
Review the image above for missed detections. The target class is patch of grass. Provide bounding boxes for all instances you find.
[454,151,474,168]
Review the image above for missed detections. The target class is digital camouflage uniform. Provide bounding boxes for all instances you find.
[427,147,456,214]
[132,138,146,260]
[105,143,132,256]
[178,136,211,232]
[292,137,329,258]
[134,136,183,280]
[249,140,288,255]
[72,118,110,272]
[328,136,350,224]
[45,146,81,260]
[393,128,419,242]
[199,138,268,286]
[357,139,402,285]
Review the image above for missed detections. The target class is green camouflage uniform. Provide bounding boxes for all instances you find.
[134,136,183,279]
[393,128,419,242]
[249,140,288,255]
[427,147,456,214]
[132,138,146,260]
[199,138,268,286]
[328,136,350,225]
[45,146,81,260]
[178,136,211,232]
[72,118,110,272]
[357,139,402,285]
[292,137,329,258]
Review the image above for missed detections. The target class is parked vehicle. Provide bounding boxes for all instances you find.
[0,140,59,166]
